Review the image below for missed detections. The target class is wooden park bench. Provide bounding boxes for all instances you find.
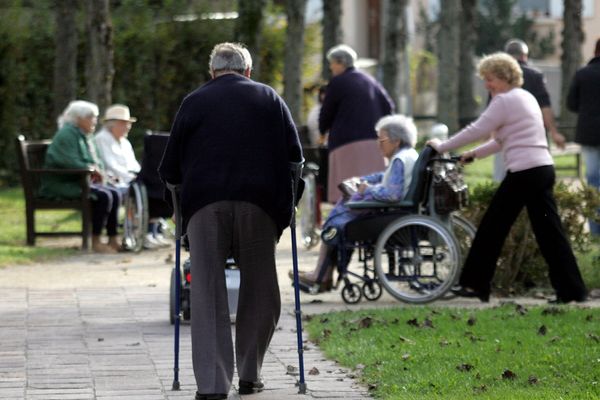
[15,135,93,249]
[550,142,582,179]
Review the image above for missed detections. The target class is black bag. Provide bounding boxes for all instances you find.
[432,163,468,214]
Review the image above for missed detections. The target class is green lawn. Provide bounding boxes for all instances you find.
[0,187,79,267]
[306,305,600,399]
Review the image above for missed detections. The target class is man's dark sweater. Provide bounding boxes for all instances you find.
[319,67,394,152]
[519,60,552,108]
[158,73,302,237]
[567,56,600,146]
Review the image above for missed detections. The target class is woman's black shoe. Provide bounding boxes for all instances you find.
[450,285,490,303]
[548,296,587,304]
[195,393,227,400]
[238,379,264,395]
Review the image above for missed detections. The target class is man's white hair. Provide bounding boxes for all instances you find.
[209,42,252,74]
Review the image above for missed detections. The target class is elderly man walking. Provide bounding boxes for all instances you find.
[159,42,302,400]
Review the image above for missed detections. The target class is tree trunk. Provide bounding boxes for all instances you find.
[380,0,409,114]
[560,0,583,137]
[458,0,477,128]
[322,0,342,81]
[283,0,306,125]
[84,0,113,112]
[53,0,79,118]
[235,0,266,79]
[436,0,461,133]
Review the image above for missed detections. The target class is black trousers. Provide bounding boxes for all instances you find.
[459,165,587,301]
[90,185,120,236]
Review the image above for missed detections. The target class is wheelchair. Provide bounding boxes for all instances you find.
[121,131,174,252]
[305,146,476,304]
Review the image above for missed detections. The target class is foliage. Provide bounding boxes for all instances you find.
[0,0,321,187]
[461,180,600,295]
[476,0,555,58]
[306,305,600,399]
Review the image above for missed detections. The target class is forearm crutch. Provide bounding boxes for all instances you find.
[167,183,182,391]
[289,159,307,394]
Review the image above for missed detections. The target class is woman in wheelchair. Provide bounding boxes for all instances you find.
[428,52,587,304]
[290,114,418,292]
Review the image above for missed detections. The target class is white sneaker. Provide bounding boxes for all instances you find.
[153,233,172,247]
[143,233,161,250]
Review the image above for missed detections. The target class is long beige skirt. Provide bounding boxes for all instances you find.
[327,139,385,203]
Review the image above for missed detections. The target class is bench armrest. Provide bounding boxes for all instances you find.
[28,168,93,175]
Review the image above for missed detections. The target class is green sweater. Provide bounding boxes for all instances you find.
[39,123,100,199]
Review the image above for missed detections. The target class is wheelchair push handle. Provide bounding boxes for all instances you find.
[166,183,183,240]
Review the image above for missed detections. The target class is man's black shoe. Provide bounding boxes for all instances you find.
[238,379,265,395]
[195,392,227,400]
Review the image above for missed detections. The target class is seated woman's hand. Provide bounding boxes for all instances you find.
[357,181,369,194]
[90,168,104,184]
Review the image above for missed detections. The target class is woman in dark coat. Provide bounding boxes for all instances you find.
[319,44,395,203]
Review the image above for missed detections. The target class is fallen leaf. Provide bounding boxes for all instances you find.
[502,369,517,380]
[401,353,410,361]
[457,363,474,372]
[587,333,600,343]
[286,365,298,375]
[515,304,528,315]
[322,329,332,338]
[359,317,373,328]
[309,299,323,304]
[439,339,450,347]
[528,375,539,384]
[97,338,104,342]
[126,342,140,347]
[549,336,561,343]
[473,384,487,393]
[423,318,434,328]
[585,314,594,322]
[538,325,547,336]
[320,317,329,323]
[467,317,476,326]
[355,363,365,371]
[308,367,320,375]
[368,383,378,391]
[542,307,565,316]
[407,318,419,327]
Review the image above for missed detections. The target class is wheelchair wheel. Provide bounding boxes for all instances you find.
[341,283,362,304]
[374,215,460,304]
[122,182,149,252]
[299,169,320,249]
[362,280,383,301]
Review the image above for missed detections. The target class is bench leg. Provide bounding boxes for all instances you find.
[26,206,35,246]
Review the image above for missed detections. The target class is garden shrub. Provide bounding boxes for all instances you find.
[461,181,600,295]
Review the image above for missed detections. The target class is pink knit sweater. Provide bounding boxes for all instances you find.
[437,87,553,173]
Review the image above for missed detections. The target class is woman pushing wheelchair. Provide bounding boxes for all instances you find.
[290,114,419,292]
[428,52,587,304]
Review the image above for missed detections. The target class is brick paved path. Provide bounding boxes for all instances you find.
[0,232,371,400]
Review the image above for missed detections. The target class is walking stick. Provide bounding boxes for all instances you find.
[289,159,307,394]
[167,183,182,391]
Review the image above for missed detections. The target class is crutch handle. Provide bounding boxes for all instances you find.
[166,183,182,240]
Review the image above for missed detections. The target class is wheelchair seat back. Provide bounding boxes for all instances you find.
[138,131,170,200]
[400,145,435,209]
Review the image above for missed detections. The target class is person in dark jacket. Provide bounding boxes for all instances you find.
[319,44,394,203]
[40,100,121,254]
[567,38,600,235]
[158,42,302,400]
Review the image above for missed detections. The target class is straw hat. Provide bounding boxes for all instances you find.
[102,104,137,122]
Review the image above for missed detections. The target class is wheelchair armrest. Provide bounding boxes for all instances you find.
[346,199,415,210]
[346,200,394,209]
